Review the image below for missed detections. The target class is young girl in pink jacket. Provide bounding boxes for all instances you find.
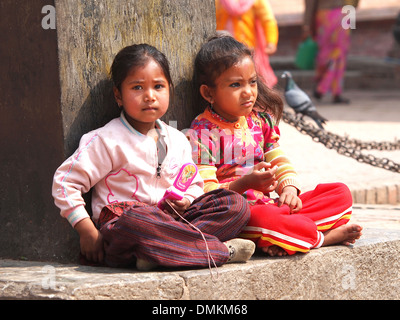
[52,44,254,270]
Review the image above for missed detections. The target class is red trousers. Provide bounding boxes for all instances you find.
[240,183,352,255]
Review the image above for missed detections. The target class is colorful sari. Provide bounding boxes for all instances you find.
[315,7,350,96]
[217,0,278,87]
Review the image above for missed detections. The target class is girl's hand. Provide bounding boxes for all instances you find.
[230,162,278,195]
[162,197,191,219]
[75,218,104,263]
[278,186,302,213]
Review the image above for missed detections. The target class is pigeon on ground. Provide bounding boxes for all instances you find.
[281,71,327,129]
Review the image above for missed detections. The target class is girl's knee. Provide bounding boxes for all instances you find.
[334,182,353,203]
[334,182,351,193]
[315,182,353,205]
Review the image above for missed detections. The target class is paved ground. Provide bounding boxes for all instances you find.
[1,225,399,300]
[352,204,400,229]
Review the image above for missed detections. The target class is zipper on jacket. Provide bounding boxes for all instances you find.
[155,127,166,180]
[156,163,161,179]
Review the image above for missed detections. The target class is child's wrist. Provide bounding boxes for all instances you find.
[229,175,249,194]
[282,185,298,195]
[75,217,97,237]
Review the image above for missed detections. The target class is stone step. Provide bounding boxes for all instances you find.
[1,215,399,300]
[352,184,400,205]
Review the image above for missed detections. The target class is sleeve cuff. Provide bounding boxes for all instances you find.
[277,178,302,196]
[64,205,90,227]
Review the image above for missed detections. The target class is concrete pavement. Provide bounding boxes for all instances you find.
[1,89,399,300]
[0,224,399,300]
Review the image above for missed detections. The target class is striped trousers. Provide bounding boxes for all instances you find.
[240,183,352,254]
[98,189,250,268]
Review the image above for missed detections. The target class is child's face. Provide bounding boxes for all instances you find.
[114,58,170,134]
[201,56,257,122]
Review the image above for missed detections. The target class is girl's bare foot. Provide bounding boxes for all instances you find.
[322,224,363,247]
[262,245,288,257]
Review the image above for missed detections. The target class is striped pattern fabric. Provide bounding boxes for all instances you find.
[98,189,250,268]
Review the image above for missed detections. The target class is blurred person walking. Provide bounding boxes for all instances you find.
[303,0,359,103]
[215,0,279,88]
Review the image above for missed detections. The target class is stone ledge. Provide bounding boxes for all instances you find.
[1,228,399,300]
[352,184,400,205]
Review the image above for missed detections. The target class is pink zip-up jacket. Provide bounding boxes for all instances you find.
[52,112,204,227]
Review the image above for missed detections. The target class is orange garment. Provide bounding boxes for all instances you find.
[215,0,278,87]
[215,0,278,49]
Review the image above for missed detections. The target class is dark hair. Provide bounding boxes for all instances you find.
[111,44,174,97]
[193,35,283,122]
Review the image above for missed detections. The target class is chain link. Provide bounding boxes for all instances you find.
[282,111,400,173]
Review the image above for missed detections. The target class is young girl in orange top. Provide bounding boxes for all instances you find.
[188,35,362,256]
